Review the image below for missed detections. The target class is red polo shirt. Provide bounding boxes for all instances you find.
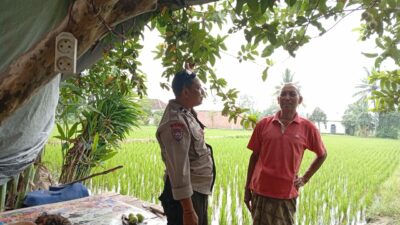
[247,111,326,199]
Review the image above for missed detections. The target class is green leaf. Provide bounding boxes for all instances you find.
[372,90,385,98]
[235,0,245,14]
[310,20,325,34]
[101,151,118,161]
[53,135,66,141]
[247,0,259,13]
[56,123,66,140]
[380,79,387,90]
[240,45,246,52]
[220,43,227,51]
[267,32,277,45]
[391,82,397,91]
[217,78,227,86]
[92,133,100,152]
[387,0,396,7]
[260,0,269,13]
[261,46,274,57]
[209,54,216,66]
[374,57,384,68]
[160,82,170,90]
[375,39,384,49]
[86,105,104,116]
[250,116,258,124]
[317,1,328,13]
[221,107,229,116]
[67,122,79,139]
[240,119,245,126]
[262,67,269,81]
[266,58,274,66]
[254,34,264,45]
[362,52,378,58]
[335,0,345,10]
[243,120,249,129]
[384,79,391,90]
[296,16,308,25]
[285,0,297,7]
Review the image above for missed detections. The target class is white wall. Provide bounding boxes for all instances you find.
[314,120,345,134]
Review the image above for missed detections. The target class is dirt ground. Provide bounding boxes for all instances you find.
[367,217,397,225]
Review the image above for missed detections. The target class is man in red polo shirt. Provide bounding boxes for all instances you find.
[244,83,327,225]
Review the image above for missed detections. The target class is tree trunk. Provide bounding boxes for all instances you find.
[0,0,221,125]
[59,140,86,184]
[0,0,156,125]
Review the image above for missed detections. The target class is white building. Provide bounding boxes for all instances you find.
[313,120,345,134]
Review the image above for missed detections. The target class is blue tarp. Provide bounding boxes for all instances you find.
[24,183,89,207]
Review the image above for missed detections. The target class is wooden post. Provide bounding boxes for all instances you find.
[16,164,36,208]
[0,182,7,212]
[7,174,20,209]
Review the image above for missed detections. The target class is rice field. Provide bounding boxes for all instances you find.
[43,127,400,225]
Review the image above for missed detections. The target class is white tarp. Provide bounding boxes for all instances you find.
[0,0,69,185]
[0,0,140,185]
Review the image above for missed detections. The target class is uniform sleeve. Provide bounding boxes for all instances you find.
[158,120,193,200]
[306,123,327,157]
[247,120,263,154]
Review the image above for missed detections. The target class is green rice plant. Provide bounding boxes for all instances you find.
[44,129,400,225]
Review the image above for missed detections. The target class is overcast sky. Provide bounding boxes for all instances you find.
[139,11,379,120]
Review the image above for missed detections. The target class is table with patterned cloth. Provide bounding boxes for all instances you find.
[0,193,166,225]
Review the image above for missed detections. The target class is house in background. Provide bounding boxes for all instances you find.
[315,120,345,134]
[306,110,346,134]
[313,111,345,134]
[148,99,167,112]
[147,99,348,132]
[197,110,243,129]
[147,99,243,129]
[146,99,167,125]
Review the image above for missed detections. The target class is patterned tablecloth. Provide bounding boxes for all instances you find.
[0,193,166,225]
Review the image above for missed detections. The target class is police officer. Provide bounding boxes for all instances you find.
[156,69,215,225]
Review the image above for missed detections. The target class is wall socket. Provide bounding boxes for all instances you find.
[55,32,77,73]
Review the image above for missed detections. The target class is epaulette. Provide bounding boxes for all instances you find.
[179,107,189,114]
[167,108,181,121]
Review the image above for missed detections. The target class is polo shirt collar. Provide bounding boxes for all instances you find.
[273,111,301,124]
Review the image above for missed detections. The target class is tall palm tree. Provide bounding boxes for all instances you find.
[353,67,380,136]
[353,67,379,107]
[265,69,303,119]
[273,68,301,96]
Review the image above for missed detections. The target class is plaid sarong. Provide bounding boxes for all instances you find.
[251,193,297,225]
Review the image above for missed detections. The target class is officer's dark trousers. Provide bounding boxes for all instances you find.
[159,177,208,225]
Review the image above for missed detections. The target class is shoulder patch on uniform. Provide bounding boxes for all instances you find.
[170,122,185,141]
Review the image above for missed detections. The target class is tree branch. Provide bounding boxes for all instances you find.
[61,165,123,186]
